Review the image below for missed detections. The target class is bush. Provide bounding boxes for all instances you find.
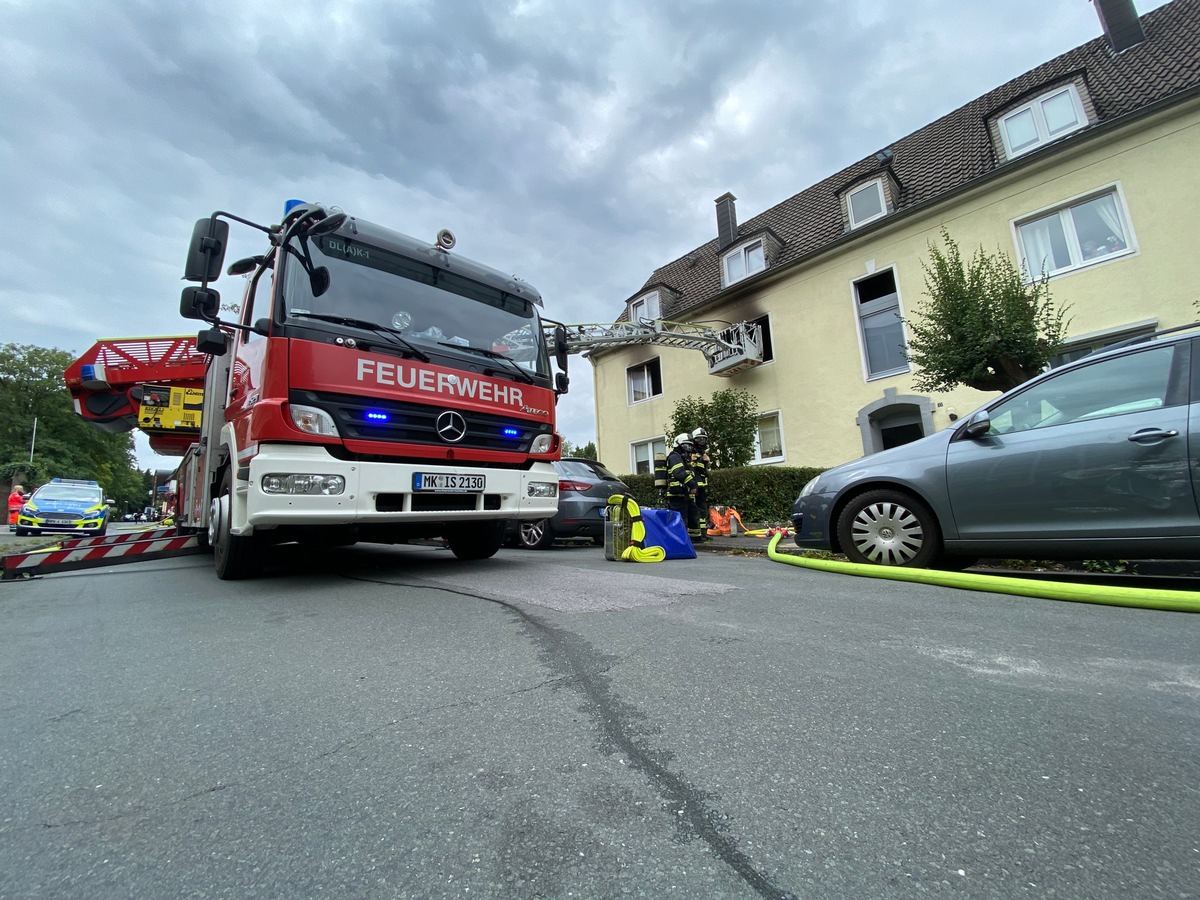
[616,466,824,523]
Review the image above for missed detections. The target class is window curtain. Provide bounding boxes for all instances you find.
[1020,218,1055,275]
[1091,194,1126,246]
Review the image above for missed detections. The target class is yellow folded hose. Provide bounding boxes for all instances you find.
[609,493,667,563]
[766,533,1200,613]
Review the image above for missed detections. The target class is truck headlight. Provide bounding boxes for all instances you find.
[290,404,339,437]
[527,481,557,498]
[530,433,553,454]
[262,474,346,495]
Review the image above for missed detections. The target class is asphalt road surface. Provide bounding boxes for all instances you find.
[1,541,1197,898]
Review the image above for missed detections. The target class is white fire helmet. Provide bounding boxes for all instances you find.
[673,433,693,447]
[691,427,707,442]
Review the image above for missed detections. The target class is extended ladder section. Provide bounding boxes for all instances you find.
[553,319,765,376]
[63,337,208,456]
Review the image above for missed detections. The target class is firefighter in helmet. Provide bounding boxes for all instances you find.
[691,427,711,540]
[665,433,701,541]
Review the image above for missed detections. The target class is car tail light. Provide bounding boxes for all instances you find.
[558,480,591,493]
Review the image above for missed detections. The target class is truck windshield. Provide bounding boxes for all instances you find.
[282,233,550,378]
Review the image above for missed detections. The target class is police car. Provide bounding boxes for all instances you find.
[14,478,113,537]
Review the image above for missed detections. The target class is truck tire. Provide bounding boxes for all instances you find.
[210,468,261,580]
[446,521,505,560]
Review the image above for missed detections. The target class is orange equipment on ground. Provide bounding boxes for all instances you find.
[707,505,747,536]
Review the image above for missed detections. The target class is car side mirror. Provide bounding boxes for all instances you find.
[964,410,992,439]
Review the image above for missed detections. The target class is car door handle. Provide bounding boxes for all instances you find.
[1127,428,1179,444]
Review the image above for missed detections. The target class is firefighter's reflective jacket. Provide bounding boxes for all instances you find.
[665,449,695,499]
[691,451,710,489]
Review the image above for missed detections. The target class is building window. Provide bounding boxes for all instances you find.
[854,269,908,379]
[847,179,886,229]
[999,84,1087,159]
[1016,188,1133,277]
[749,314,774,363]
[629,291,660,322]
[631,436,666,475]
[752,412,784,463]
[627,359,662,404]
[1048,320,1158,368]
[722,239,766,286]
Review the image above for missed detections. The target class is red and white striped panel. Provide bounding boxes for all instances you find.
[3,533,199,579]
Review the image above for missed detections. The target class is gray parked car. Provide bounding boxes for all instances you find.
[791,323,1200,567]
[507,458,628,550]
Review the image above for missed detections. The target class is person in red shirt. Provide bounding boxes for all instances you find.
[8,483,25,529]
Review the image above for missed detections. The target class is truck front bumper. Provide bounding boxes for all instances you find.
[241,444,558,530]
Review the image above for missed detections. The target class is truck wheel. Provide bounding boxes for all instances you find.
[518,518,556,550]
[210,468,261,580]
[447,521,505,560]
[836,488,941,568]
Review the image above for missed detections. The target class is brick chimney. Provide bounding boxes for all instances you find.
[715,193,738,249]
[1093,0,1146,52]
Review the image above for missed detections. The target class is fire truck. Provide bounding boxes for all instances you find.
[94,201,567,579]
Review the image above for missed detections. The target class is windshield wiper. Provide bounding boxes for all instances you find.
[291,313,430,362]
[437,342,535,384]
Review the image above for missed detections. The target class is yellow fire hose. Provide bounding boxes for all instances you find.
[765,533,1200,613]
[609,494,667,563]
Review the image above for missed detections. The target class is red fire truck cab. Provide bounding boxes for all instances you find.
[176,201,569,579]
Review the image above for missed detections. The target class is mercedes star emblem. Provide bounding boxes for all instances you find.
[435,410,467,443]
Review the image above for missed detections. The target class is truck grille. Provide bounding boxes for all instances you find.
[292,390,551,455]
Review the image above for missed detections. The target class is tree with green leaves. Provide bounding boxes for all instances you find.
[0,343,146,509]
[904,230,1070,394]
[665,388,759,469]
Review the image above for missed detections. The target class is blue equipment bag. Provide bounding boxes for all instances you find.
[640,508,697,560]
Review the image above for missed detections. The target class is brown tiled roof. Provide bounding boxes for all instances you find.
[634,0,1200,322]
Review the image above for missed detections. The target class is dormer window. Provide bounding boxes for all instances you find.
[722,239,766,286]
[629,290,660,322]
[847,179,887,229]
[999,84,1087,159]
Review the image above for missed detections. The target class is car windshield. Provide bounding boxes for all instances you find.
[35,486,101,504]
[282,233,550,378]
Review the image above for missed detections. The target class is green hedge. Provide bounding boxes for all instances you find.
[616,466,825,524]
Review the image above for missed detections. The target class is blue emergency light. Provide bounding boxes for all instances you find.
[502,427,520,438]
[284,199,307,216]
[365,411,390,423]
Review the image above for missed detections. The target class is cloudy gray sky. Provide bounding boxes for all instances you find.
[0,0,1169,469]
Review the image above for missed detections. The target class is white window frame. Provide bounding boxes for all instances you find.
[852,267,910,381]
[721,239,766,286]
[626,359,662,405]
[749,313,774,364]
[751,410,785,464]
[630,436,666,476]
[1048,318,1158,368]
[999,84,1087,159]
[846,178,887,229]
[1012,184,1137,279]
[628,290,660,323]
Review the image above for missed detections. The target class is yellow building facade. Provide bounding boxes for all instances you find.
[591,1,1200,475]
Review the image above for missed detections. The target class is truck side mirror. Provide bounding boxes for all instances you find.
[196,327,228,357]
[180,286,220,321]
[184,217,230,283]
[554,324,569,373]
[555,371,569,394]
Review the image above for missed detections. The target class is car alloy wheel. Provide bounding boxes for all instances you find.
[518,518,555,550]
